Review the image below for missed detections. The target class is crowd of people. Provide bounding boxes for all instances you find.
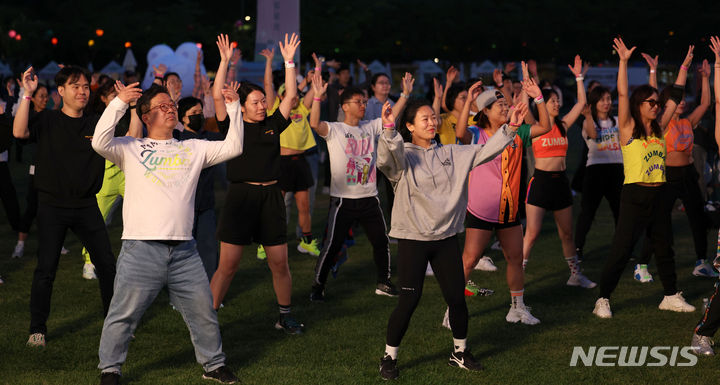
[2,32,720,383]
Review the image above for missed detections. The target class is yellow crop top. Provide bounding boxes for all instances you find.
[269,97,317,151]
[621,136,666,184]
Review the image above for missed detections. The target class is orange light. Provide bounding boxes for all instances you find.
[124,41,132,48]
[15,34,21,41]
[51,37,58,45]
[231,41,238,48]
[88,39,95,47]
[196,43,202,49]
[95,29,104,37]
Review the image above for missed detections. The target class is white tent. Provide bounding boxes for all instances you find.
[100,61,125,78]
[122,48,137,71]
[38,61,61,82]
[470,60,497,78]
[414,60,444,92]
[368,60,391,76]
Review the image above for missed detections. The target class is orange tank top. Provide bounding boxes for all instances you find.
[532,124,568,158]
[664,118,693,153]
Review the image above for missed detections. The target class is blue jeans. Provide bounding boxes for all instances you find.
[194,209,219,281]
[98,240,225,375]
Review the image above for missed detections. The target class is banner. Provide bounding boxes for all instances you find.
[255,0,300,65]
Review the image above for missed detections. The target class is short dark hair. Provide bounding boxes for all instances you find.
[177,96,203,119]
[136,84,171,119]
[163,72,181,83]
[340,86,365,105]
[445,83,466,111]
[238,82,265,105]
[55,66,91,87]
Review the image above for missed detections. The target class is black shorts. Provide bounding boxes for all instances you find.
[525,169,573,211]
[217,182,287,246]
[279,154,314,193]
[465,210,520,230]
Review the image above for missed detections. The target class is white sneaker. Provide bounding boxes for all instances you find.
[506,303,540,325]
[658,292,696,312]
[60,246,69,255]
[593,298,612,318]
[633,264,653,283]
[425,262,434,276]
[27,333,46,347]
[474,256,498,272]
[441,307,451,330]
[82,263,97,280]
[567,273,597,289]
[12,242,24,258]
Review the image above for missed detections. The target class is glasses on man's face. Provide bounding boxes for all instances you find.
[345,99,367,106]
[643,99,661,108]
[148,103,178,113]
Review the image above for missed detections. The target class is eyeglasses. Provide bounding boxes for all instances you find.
[148,103,178,113]
[643,99,661,108]
[345,100,367,106]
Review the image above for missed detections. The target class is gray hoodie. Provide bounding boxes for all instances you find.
[377,126,516,241]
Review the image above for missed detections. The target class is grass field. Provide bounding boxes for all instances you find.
[2,132,720,385]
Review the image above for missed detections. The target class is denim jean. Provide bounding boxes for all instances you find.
[284,150,319,238]
[98,239,225,375]
[194,208,219,281]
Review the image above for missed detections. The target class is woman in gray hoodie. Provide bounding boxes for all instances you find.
[376,98,528,379]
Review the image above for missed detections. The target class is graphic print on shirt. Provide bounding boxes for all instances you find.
[592,125,620,152]
[138,141,193,187]
[641,137,665,177]
[344,131,375,186]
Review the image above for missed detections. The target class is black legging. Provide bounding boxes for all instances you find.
[0,162,20,232]
[639,164,707,263]
[386,235,467,347]
[574,163,623,252]
[18,172,38,234]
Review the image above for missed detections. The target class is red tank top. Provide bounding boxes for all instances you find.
[532,124,568,158]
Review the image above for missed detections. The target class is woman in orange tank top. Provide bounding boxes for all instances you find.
[522,55,597,289]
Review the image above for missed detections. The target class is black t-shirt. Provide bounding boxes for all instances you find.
[0,112,11,153]
[29,110,104,208]
[226,109,290,183]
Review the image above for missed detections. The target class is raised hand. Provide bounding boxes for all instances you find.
[528,60,538,77]
[278,33,301,61]
[568,55,583,77]
[682,45,695,67]
[700,59,711,78]
[521,61,530,81]
[311,71,328,96]
[325,59,340,69]
[114,81,142,104]
[582,61,590,77]
[504,62,516,75]
[259,48,275,62]
[216,34,234,63]
[710,36,720,63]
[641,53,659,70]
[21,67,38,94]
[357,59,368,71]
[153,64,167,78]
[468,80,483,101]
[613,38,636,61]
[446,66,458,84]
[522,78,542,99]
[401,72,415,95]
[230,48,241,64]
[222,81,240,103]
[381,100,395,127]
[201,75,211,94]
[196,50,203,65]
[493,69,503,86]
[433,77,443,99]
[510,102,529,126]
[312,52,322,69]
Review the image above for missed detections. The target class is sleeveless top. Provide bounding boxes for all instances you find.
[621,135,666,184]
[532,124,568,158]
[664,118,693,154]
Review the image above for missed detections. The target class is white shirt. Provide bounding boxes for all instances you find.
[322,119,383,199]
[92,97,244,240]
[585,116,623,166]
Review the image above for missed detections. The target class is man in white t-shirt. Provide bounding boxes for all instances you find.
[308,74,397,302]
[92,81,243,385]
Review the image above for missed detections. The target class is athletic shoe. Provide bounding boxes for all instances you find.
[474,256,498,272]
[256,245,266,260]
[490,240,502,251]
[61,246,69,255]
[275,314,304,335]
[11,242,24,258]
[82,263,98,280]
[448,349,483,371]
[633,264,653,283]
[99,372,120,385]
[693,259,719,278]
[691,333,715,356]
[376,281,399,297]
[27,333,46,347]
[659,292,696,312]
[506,303,540,325]
[310,284,325,302]
[441,307,451,330]
[379,354,399,380]
[297,239,321,256]
[202,366,238,384]
[567,273,597,289]
[593,298,612,318]
[464,281,494,297]
[425,262,434,276]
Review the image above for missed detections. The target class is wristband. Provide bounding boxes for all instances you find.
[650,69,656,73]
[313,97,322,102]
[680,64,689,71]
[314,66,321,72]
[509,122,521,127]
[575,76,584,81]
[154,75,163,80]
[400,93,409,99]
[23,95,32,101]
[285,60,295,68]
[496,83,504,89]
[129,105,136,110]
[534,96,544,104]
[383,123,395,128]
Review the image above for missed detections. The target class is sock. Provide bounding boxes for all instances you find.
[385,345,399,359]
[522,259,528,271]
[279,304,291,315]
[453,338,466,353]
[302,232,313,243]
[510,290,524,308]
[566,255,580,275]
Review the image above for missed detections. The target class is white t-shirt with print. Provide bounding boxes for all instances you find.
[585,116,623,166]
[322,118,383,199]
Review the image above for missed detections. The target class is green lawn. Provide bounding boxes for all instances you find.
[2,139,720,385]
